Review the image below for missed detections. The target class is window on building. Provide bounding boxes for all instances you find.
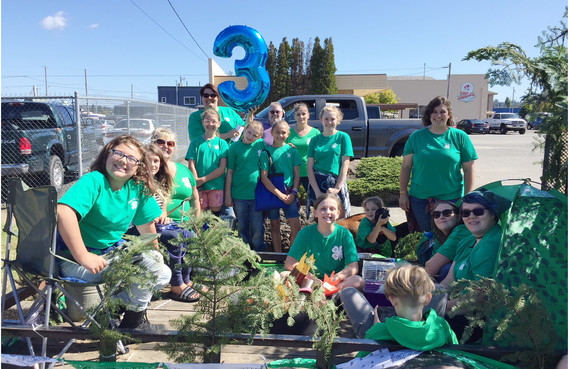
[161,97,167,103]
[184,96,196,105]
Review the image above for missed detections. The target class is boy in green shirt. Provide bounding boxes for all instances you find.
[341,264,457,352]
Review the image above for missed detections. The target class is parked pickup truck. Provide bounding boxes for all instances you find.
[255,95,423,157]
[483,112,527,135]
[1,100,98,193]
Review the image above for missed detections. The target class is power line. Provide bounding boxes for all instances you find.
[129,0,207,62]
[166,0,210,59]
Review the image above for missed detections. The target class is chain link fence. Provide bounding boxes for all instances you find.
[1,94,195,201]
[542,132,568,195]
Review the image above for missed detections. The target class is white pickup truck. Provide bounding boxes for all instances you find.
[484,112,527,135]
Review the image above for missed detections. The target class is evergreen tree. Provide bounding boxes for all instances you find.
[308,37,324,94]
[274,37,292,100]
[264,41,278,109]
[291,38,307,95]
[322,38,338,94]
[304,38,314,93]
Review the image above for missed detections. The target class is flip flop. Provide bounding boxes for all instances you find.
[167,286,200,303]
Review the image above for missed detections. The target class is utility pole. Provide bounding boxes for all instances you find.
[44,66,48,96]
[446,63,451,99]
[512,87,515,113]
[85,69,89,115]
[423,63,426,80]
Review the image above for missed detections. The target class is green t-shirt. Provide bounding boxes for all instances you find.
[58,171,161,252]
[434,224,474,261]
[167,162,197,222]
[361,309,458,353]
[403,127,478,200]
[307,131,353,176]
[185,135,228,191]
[227,139,266,200]
[453,224,501,281]
[259,145,302,188]
[355,217,396,257]
[286,127,321,177]
[187,106,242,141]
[288,224,359,279]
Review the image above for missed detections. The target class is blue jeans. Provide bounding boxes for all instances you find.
[409,196,432,232]
[233,199,265,251]
[156,224,195,287]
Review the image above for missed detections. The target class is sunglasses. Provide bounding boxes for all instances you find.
[432,209,455,219]
[155,139,176,148]
[270,110,282,114]
[461,207,486,218]
[202,93,217,99]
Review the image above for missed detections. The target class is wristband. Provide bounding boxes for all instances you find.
[400,191,407,194]
[291,189,298,197]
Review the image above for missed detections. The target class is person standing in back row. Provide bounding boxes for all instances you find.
[307,105,353,218]
[399,96,477,232]
[187,83,242,142]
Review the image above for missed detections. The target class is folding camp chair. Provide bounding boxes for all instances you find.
[0,178,125,364]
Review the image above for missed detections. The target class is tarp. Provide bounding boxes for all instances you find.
[479,180,568,350]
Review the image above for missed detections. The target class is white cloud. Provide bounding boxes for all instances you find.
[89,24,99,29]
[40,11,67,31]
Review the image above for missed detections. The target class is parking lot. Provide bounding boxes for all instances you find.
[467,130,544,187]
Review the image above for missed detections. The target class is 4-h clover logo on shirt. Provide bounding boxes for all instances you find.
[182,177,191,188]
[130,199,138,210]
[331,245,343,261]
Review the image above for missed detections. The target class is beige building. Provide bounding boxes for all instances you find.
[209,59,494,121]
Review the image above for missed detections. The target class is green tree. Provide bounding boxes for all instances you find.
[290,38,307,95]
[308,37,324,94]
[504,96,512,108]
[274,37,292,100]
[364,89,400,104]
[464,8,567,193]
[264,41,278,109]
[321,38,338,94]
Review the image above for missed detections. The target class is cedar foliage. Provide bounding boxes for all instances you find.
[90,233,161,358]
[158,212,342,365]
[447,277,560,369]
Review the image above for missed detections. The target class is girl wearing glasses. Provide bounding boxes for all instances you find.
[187,83,242,142]
[420,200,471,282]
[56,135,171,330]
[149,128,202,302]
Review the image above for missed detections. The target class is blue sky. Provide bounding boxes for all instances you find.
[2,0,567,103]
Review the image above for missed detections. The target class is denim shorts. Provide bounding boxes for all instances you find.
[267,199,299,220]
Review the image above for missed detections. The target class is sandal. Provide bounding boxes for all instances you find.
[166,286,200,303]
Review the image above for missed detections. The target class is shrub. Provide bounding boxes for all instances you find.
[394,231,421,261]
[348,156,402,206]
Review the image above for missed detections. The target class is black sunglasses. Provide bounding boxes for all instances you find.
[270,110,282,114]
[155,139,176,148]
[461,207,486,218]
[202,93,217,99]
[432,209,455,219]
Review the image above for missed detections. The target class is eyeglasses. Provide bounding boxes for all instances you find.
[270,110,282,115]
[109,149,140,166]
[202,93,217,99]
[432,209,455,219]
[155,139,176,148]
[461,207,486,218]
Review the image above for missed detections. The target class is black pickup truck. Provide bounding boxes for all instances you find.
[1,101,96,193]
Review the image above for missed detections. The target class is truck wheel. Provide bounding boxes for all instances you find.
[48,155,65,191]
[390,144,404,157]
[500,125,507,134]
[519,129,526,135]
[527,123,532,130]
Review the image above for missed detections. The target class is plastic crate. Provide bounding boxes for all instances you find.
[362,260,396,307]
